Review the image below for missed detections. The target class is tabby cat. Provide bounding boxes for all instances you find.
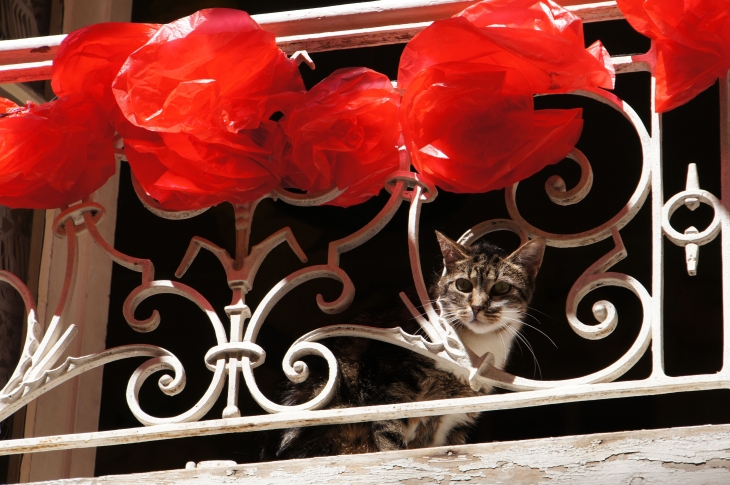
[263,231,545,459]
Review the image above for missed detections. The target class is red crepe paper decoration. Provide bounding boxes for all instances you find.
[123,124,280,211]
[398,0,609,194]
[617,0,730,112]
[110,8,303,210]
[0,95,116,209]
[275,68,401,207]
[398,0,615,94]
[401,63,582,193]
[113,8,305,141]
[52,22,160,123]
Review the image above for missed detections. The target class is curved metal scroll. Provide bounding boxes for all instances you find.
[281,89,658,395]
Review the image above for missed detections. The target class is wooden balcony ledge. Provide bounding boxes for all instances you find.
[27,423,730,484]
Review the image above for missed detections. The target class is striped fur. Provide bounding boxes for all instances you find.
[263,233,545,460]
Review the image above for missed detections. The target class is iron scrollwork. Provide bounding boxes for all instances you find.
[0,61,728,451]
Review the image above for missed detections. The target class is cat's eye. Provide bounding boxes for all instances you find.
[491,281,511,295]
[454,278,473,292]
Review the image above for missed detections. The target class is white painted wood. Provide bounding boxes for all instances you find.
[0,2,622,82]
[0,82,45,104]
[19,165,120,482]
[14,1,132,479]
[22,424,730,484]
[721,63,730,372]
[62,0,133,33]
[5,209,46,483]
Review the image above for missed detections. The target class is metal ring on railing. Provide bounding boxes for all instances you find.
[661,189,722,246]
[204,342,266,370]
[384,171,438,202]
[53,202,105,237]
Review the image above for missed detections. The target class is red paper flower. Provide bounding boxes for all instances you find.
[617,0,730,112]
[398,0,609,194]
[401,63,582,193]
[52,22,160,122]
[0,95,116,209]
[113,8,305,141]
[398,0,614,94]
[275,68,401,207]
[124,124,280,211]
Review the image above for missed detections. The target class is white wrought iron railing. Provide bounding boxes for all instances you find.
[0,0,728,462]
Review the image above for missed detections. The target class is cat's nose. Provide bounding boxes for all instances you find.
[471,305,483,316]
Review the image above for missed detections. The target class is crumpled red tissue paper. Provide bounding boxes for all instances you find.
[275,68,401,207]
[52,22,160,125]
[123,124,281,211]
[0,95,116,209]
[113,8,305,142]
[398,0,613,194]
[109,8,304,210]
[617,0,730,112]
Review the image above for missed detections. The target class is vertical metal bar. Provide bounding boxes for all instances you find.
[224,309,244,419]
[719,73,730,373]
[406,186,441,337]
[650,71,666,377]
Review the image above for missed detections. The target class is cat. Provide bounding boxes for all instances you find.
[262,231,545,459]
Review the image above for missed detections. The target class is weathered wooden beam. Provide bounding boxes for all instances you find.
[16,3,130,482]
[0,1,622,83]
[25,423,730,484]
[0,81,46,104]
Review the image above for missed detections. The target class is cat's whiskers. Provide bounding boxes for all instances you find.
[502,315,557,349]
[501,322,525,357]
[493,324,508,358]
[499,322,542,379]
[518,311,544,326]
[450,321,466,333]
[525,305,559,321]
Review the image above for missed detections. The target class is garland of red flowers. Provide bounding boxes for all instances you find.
[11,0,702,211]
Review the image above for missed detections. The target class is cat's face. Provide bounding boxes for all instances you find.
[434,232,545,336]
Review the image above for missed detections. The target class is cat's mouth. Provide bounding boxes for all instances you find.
[462,313,504,334]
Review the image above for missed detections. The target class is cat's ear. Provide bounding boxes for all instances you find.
[436,231,469,266]
[507,238,546,279]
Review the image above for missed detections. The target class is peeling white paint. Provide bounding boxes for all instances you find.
[25,424,730,485]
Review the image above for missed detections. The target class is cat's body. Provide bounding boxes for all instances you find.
[263,233,545,460]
